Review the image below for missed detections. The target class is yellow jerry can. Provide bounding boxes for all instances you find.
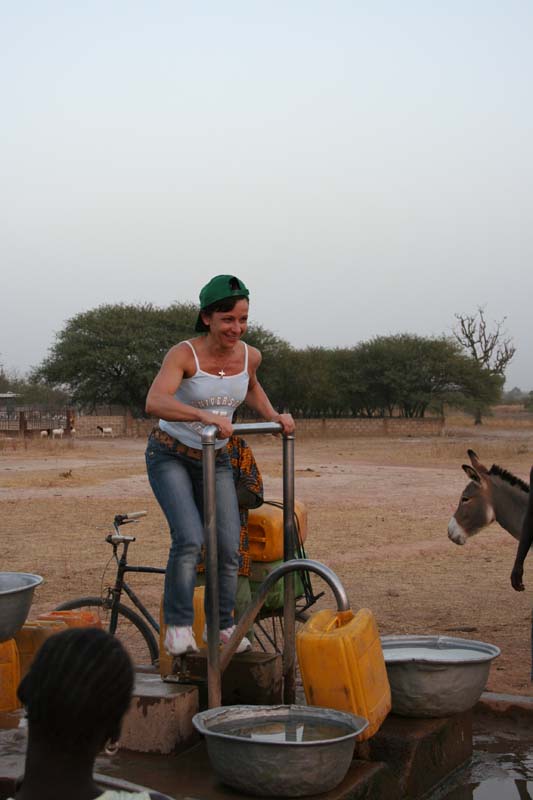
[0,639,21,712]
[15,620,67,678]
[248,499,308,562]
[296,608,391,741]
[159,585,206,677]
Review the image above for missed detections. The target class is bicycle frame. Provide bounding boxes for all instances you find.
[106,520,164,639]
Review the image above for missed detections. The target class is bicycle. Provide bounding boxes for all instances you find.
[55,511,161,665]
[55,510,321,668]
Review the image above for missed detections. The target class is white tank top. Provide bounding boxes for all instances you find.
[159,341,249,449]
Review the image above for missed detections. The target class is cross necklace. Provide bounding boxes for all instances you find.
[214,348,234,378]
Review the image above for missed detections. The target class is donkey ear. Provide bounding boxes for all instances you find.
[467,449,489,475]
[462,464,481,483]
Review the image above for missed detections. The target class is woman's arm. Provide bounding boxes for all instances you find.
[511,466,533,591]
[145,344,234,438]
[245,348,295,435]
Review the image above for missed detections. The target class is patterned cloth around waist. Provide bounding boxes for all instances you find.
[150,426,223,460]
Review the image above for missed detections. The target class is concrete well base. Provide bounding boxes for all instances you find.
[120,673,199,755]
[181,649,283,708]
[355,711,473,799]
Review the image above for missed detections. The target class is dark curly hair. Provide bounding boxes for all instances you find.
[17,627,134,753]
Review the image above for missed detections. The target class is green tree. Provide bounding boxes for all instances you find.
[348,334,500,418]
[33,303,292,418]
[33,303,198,416]
[241,326,294,414]
[0,361,68,409]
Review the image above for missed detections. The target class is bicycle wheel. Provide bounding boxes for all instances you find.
[253,608,310,703]
[253,608,310,655]
[55,596,159,667]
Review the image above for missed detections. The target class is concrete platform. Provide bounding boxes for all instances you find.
[120,673,199,754]
[182,649,282,707]
[3,686,530,799]
[357,711,472,799]
[0,704,474,799]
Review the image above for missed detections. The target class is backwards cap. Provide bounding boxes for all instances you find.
[195,275,249,332]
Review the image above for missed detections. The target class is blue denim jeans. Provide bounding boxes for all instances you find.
[145,434,240,628]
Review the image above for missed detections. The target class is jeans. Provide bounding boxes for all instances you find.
[145,434,240,628]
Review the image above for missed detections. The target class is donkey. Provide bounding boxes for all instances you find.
[448,449,530,545]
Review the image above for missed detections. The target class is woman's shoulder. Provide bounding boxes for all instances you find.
[162,341,196,366]
[245,343,261,369]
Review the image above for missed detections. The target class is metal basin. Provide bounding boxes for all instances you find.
[381,634,500,718]
[0,573,43,642]
[193,704,368,797]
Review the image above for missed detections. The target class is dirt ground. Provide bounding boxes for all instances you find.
[2,415,533,696]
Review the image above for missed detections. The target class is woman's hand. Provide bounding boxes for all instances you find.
[275,413,295,436]
[201,412,234,439]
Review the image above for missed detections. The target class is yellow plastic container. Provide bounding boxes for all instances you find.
[0,639,21,712]
[37,610,102,628]
[248,499,308,562]
[15,620,67,678]
[296,608,391,741]
[159,585,206,677]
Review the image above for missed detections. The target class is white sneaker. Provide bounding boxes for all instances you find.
[164,625,199,656]
[203,624,252,654]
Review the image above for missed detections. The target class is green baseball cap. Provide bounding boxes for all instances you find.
[195,275,250,332]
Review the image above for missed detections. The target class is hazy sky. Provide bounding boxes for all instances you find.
[1,2,531,389]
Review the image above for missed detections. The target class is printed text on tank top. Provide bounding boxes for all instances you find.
[158,341,249,449]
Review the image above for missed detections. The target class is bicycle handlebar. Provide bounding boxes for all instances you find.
[114,511,147,526]
[106,533,136,544]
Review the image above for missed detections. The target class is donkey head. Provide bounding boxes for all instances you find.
[448,449,496,545]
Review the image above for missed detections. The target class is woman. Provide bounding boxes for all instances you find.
[145,274,294,656]
[11,627,169,800]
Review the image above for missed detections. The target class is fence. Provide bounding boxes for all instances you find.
[0,409,445,439]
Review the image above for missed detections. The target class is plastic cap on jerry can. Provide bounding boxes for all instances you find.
[36,610,102,628]
[0,639,21,712]
[248,499,308,562]
[296,608,391,741]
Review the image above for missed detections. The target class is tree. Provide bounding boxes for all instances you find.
[33,303,198,416]
[347,334,500,418]
[33,303,292,418]
[241,326,294,414]
[0,361,68,409]
[453,307,515,423]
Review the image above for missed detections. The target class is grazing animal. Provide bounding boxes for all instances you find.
[40,430,49,438]
[51,427,64,439]
[448,449,530,545]
[97,425,113,437]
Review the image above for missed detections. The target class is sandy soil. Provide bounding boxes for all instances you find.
[1,422,532,695]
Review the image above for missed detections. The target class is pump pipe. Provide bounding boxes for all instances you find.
[219,558,350,672]
[202,422,350,709]
[202,422,285,709]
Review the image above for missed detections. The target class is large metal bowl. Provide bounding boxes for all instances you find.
[193,704,368,797]
[0,573,43,642]
[381,635,500,718]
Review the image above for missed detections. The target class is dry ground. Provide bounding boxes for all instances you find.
[1,415,532,695]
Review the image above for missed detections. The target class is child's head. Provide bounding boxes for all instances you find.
[18,626,134,753]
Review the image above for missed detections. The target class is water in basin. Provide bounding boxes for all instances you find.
[210,714,354,743]
[385,646,490,663]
